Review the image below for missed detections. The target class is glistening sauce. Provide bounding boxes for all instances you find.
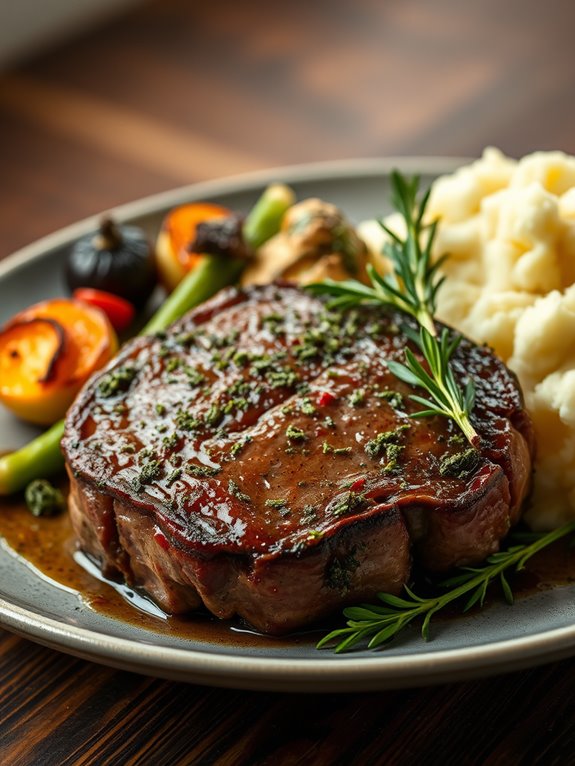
[1,488,574,645]
[0,490,315,648]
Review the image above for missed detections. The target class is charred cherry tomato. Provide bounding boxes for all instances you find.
[73,288,135,332]
[66,217,156,309]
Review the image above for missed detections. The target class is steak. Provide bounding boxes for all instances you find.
[62,283,535,634]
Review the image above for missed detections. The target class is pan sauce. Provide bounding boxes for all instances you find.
[0,490,316,649]
[1,486,574,647]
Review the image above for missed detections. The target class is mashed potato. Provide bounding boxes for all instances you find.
[360,148,575,529]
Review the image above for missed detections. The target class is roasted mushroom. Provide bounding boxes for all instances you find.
[241,198,369,286]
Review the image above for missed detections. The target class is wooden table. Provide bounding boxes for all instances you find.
[1,1,575,763]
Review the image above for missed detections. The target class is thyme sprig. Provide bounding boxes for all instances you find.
[307,170,479,446]
[317,521,575,653]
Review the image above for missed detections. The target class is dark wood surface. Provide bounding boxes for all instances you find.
[1,1,575,763]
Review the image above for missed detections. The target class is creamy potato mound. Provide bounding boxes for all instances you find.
[360,148,575,529]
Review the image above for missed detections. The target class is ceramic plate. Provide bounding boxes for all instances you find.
[2,158,575,693]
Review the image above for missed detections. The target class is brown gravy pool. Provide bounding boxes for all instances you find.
[0,490,315,648]
[1,488,574,648]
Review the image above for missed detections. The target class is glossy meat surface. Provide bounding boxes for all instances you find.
[63,284,535,633]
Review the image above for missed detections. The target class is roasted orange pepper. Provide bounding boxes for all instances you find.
[0,298,118,425]
[155,202,231,291]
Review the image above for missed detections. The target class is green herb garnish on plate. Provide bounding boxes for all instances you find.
[318,522,575,653]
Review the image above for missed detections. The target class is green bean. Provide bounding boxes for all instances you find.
[0,421,66,496]
[242,183,295,250]
[141,253,243,335]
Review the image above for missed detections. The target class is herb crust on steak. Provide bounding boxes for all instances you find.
[62,283,535,634]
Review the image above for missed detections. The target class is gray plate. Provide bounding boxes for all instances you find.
[1,158,575,693]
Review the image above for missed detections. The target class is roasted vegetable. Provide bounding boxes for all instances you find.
[65,217,156,309]
[156,184,296,292]
[156,202,231,291]
[242,183,296,249]
[142,250,244,335]
[0,298,118,425]
[0,184,290,495]
[0,419,62,495]
[241,197,369,286]
[73,288,135,332]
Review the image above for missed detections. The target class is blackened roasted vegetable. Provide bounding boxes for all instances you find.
[65,217,156,309]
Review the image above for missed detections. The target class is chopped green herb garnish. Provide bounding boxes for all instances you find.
[161,433,180,450]
[286,424,306,442]
[205,330,239,349]
[348,389,366,407]
[228,478,251,503]
[374,390,404,409]
[299,397,317,416]
[223,397,250,415]
[232,349,251,366]
[175,330,197,347]
[166,357,181,373]
[133,459,162,490]
[439,448,480,478]
[325,552,360,593]
[187,463,220,478]
[175,409,203,432]
[228,380,252,397]
[184,366,205,387]
[230,437,251,458]
[24,479,65,517]
[98,364,138,398]
[265,498,286,508]
[365,431,398,458]
[329,491,366,517]
[251,354,281,373]
[322,441,352,455]
[381,442,405,473]
[262,313,284,334]
[204,405,223,427]
[166,467,183,485]
[267,367,300,389]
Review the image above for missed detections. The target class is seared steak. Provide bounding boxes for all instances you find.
[62,284,534,634]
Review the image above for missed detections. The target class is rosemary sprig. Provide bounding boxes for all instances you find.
[307,170,479,446]
[387,326,478,446]
[317,521,575,653]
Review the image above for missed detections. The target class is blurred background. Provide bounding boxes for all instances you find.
[1,0,574,256]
